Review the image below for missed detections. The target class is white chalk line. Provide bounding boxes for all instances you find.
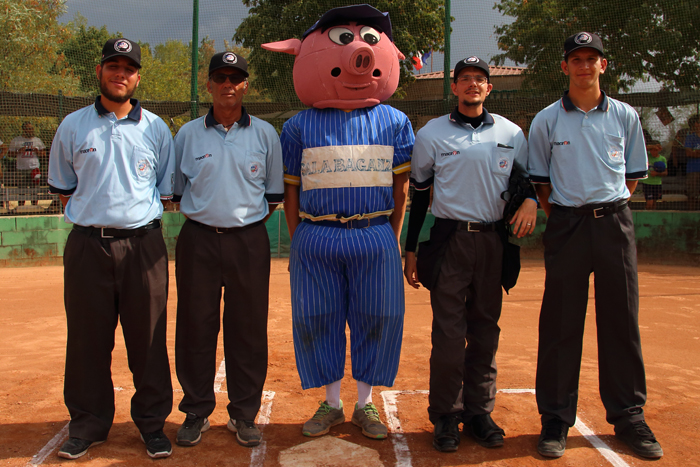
[250,390,276,467]
[213,358,227,393]
[26,422,68,466]
[28,358,277,467]
[574,418,630,467]
[381,390,428,467]
[381,388,630,467]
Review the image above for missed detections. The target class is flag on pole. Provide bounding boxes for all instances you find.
[412,52,423,70]
[422,50,432,65]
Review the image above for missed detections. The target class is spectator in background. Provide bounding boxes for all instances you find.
[640,139,667,210]
[8,122,46,196]
[0,137,5,179]
[684,114,700,210]
[670,126,689,177]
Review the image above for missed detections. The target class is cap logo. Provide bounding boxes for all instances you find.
[223,53,237,64]
[115,39,132,53]
[465,56,479,63]
[574,33,592,45]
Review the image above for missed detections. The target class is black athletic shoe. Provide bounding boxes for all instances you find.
[615,420,663,459]
[465,413,505,448]
[57,437,104,459]
[140,429,172,459]
[176,412,210,446]
[433,414,461,452]
[537,419,569,458]
[227,419,262,447]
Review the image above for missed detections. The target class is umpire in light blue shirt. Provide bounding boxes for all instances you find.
[529,32,663,460]
[171,51,284,449]
[404,56,537,453]
[48,38,175,460]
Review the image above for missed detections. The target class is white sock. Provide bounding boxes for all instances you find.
[357,381,373,408]
[325,380,342,409]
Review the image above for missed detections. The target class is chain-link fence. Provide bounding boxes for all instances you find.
[2,0,699,215]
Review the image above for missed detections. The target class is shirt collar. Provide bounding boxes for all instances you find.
[448,106,495,127]
[94,96,142,121]
[561,90,609,112]
[203,106,251,129]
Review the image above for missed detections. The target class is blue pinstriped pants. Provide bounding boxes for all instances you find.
[289,221,405,390]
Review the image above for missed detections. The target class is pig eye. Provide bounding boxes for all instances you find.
[360,27,381,45]
[328,27,354,45]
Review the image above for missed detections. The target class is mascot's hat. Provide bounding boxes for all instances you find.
[302,4,393,42]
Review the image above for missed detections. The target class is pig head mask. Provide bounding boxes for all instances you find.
[262,4,405,110]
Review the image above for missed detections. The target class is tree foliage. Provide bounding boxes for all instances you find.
[493,0,700,93]
[234,0,445,101]
[136,38,217,102]
[0,0,80,94]
[61,14,113,94]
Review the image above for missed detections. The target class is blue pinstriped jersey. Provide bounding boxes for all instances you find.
[281,105,414,217]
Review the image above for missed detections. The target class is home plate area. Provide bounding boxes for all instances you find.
[28,387,636,467]
[278,389,634,467]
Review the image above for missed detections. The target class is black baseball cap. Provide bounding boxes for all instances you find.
[101,38,141,68]
[453,56,490,82]
[564,32,604,60]
[209,51,249,77]
[302,4,393,42]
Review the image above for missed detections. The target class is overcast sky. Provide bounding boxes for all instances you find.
[59,1,514,70]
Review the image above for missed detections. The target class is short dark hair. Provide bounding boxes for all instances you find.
[689,114,700,126]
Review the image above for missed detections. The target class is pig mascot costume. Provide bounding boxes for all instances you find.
[263,4,414,440]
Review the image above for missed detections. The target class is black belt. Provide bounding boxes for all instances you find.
[553,199,628,218]
[435,217,501,232]
[73,219,161,238]
[187,218,263,234]
[303,216,389,229]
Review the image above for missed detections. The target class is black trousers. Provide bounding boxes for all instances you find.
[428,230,503,424]
[63,227,172,441]
[536,205,647,428]
[175,219,270,422]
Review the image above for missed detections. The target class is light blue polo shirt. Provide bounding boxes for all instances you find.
[48,97,175,229]
[411,109,528,223]
[528,92,647,207]
[173,107,284,228]
[684,132,700,173]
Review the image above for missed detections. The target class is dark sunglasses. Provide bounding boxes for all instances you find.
[210,73,246,85]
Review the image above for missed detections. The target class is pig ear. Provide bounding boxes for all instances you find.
[262,39,302,56]
[393,43,405,61]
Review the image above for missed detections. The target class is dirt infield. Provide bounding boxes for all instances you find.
[0,258,699,466]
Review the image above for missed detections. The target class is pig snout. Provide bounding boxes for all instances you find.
[337,43,376,77]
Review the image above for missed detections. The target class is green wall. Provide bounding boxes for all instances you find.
[0,210,698,267]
